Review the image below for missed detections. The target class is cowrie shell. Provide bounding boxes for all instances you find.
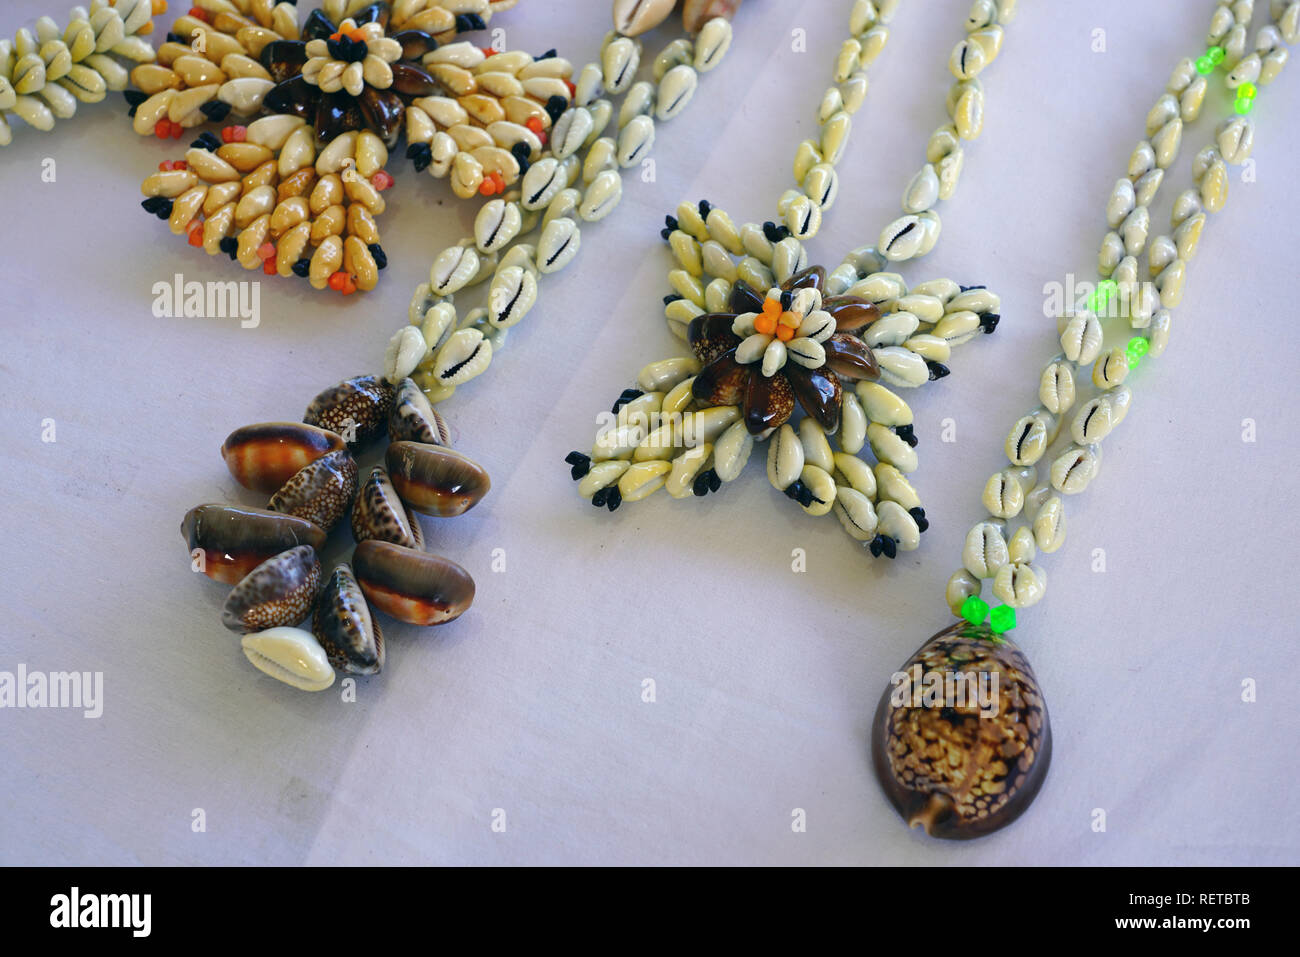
[665,445,713,499]
[946,569,980,617]
[982,469,1025,519]
[537,217,581,273]
[873,346,929,389]
[712,421,753,482]
[656,64,698,121]
[241,627,335,692]
[878,215,927,262]
[1005,410,1053,466]
[839,392,868,454]
[863,312,919,348]
[784,195,821,239]
[1050,444,1100,494]
[876,500,921,551]
[867,422,917,473]
[833,452,876,499]
[766,424,804,491]
[384,326,429,384]
[1217,115,1254,165]
[902,164,940,214]
[834,487,878,541]
[1059,311,1103,364]
[474,199,523,253]
[429,243,481,295]
[617,114,655,166]
[488,265,538,329]
[602,36,639,94]
[769,238,807,284]
[432,328,493,386]
[580,170,623,222]
[520,156,564,210]
[992,561,1046,608]
[963,521,1008,579]
[1032,495,1066,552]
[1071,395,1113,444]
[694,18,733,72]
[579,460,630,497]
[856,381,913,427]
[618,460,671,502]
[1038,357,1076,415]
[551,106,594,159]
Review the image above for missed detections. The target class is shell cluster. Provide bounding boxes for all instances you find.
[566,241,1002,559]
[140,113,393,293]
[0,0,161,147]
[182,372,488,692]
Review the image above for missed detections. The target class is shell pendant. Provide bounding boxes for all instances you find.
[871,620,1052,839]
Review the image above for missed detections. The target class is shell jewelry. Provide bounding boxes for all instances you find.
[562,0,1012,559]
[0,0,163,147]
[387,11,741,404]
[872,0,1297,839]
[182,374,489,692]
[131,0,565,295]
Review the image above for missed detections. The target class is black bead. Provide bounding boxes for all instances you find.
[200,100,231,122]
[565,451,590,467]
[611,388,644,414]
[698,200,712,220]
[191,131,221,152]
[406,141,433,172]
[895,424,917,448]
[693,474,710,497]
[869,536,883,557]
[780,290,793,311]
[797,486,815,508]
[544,95,568,121]
[152,199,173,220]
[592,488,609,508]
[455,13,487,32]
[783,481,803,501]
[605,487,622,511]
[926,361,951,380]
[327,36,349,60]
[660,227,673,241]
[123,90,147,107]
[979,312,1000,334]
[127,106,137,117]
[959,284,986,292]
[291,258,311,277]
[663,294,683,305]
[909,507,929,533]
[510,141,531,164]
[762,221,789,243]
[165,32,185,43]
[537,48,557,60]
[664,215,679,231]
[140,196,167,215]
[880,536,897,559]
[570,462,589,480]
[368,243,387,270]
[706,470,721,493]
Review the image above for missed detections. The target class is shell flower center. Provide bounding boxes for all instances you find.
[755,295,802,342]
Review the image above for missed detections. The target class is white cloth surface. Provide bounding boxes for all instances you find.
[1,0,1297,865]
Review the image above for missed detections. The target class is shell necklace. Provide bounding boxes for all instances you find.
[385,6,741,398]
[562,0,1014,559]
[872,0,1296,839]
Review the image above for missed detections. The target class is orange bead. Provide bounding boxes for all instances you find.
[257,242,275,261]
[775,324,796,342]
[174,160,187,170]
[371,169,394,191]
[159,161,171,171]
[154,120,171,139]
[779,310,802,328]
[187,228,203,247]
[478,179,495,196]
[525,116,544,135]
[170,124,183,139]
[330,31,343,41]
[340,274,358,295]
[188,7,208,22]
[490,172,505,193]
[328,271,347,292]
[761,298,781,320]
[263,257,277,275]
[152,1,168,15]
[349,28,367,42]
[754,313,777,336]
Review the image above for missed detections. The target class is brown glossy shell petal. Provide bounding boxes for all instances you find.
[181,504,326,585]
[823,295,880,333]
[312,562,384,674]
[871,621,1052,840]
[221,422,346,494]
[303,375,395,448]
[785,363,843,433]
[221,544,322,632]
[782,264,825,294]
[742,368,795,435]
[691,349,751,407]
[822,332,880,381]
[351,465,424,550]
[686,313,742,365]
[385,441,490,517]
[728,279,765,314]
[352,540,475,626]
[267,448,359,532]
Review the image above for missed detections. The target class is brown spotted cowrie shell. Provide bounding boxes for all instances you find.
[267,448,359,532]
[352,540,475,626]
[388,377,453,446]
[351,465,425,551]
[872,620,1052,839]
[181,504,326,586]
[385,441,490,517]
[312,563,384,675]
[221,544,322,633]
[221,422,346,494]
[302,375,395,448]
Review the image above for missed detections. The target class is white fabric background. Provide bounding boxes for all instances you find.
[1,0,1297,865]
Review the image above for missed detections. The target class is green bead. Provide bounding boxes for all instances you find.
[1099,279,1119,300]
[989,605,1017,634]
[960,595,989,626]
[1195,55,1214,75]
[1127,336,1149,358]
[1235,96,1254,114]
[1239,81,1257,99]
[1207,45,1225,65]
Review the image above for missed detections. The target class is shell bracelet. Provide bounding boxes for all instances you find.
[130,0,586,296]
[871,0,1296,839]
[562,0,1015,559]
[385,5,743,402]
[181,374,490,692]
[1,0,163,146]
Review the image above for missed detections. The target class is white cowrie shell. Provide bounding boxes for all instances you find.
[618,460,671,502]
[793,140,822,183]
[1108,385,1133,427]
[910,278,961,303]
[839,70,869,114]
[797,465,837,517]
[946,568,981,617]
[1050,444,1100,494]
[551,107,593,159]
[951,83,983,139]
[429,243,481,295]
[1032,495,1066,553]
[704,278,733,314]
[902,164,940,214]
[859,25,889,65]
[573,62,603,106]
[1260,46,1288,86]
[602,36,640,94]
[833,452,876,499]
[833,486,878,541]
[1072,395,1114,445]
[963,522,1008,579]
[904,334,950,363]
[520,157,564,210]
[694,17,733,72]
[1199,157,1229,212]
[474,199,522,253]
[582,137,618,183]
[820,110,851,165]
[1129,140,1156,178]
[916,212,941,256]
[738,257,775,291]
[786,337,826,370]
[1171,188,1203,226]
[875,463,921,511]
[1167,56,1197,93]
[982,469,1025,519]
[537,217,581,274]
[488,265,538,329]
[873,347,929,389]
[664,445,712,499]
[847,273,905,306]
[699,240,736,283]
[1092,348,1129,389]
[432,328,493,386]
[931,310,980,346]
[420,301,457,352]
[579,460,630,498]
[1008,525,1036,563]
[656,63,698,121]
[712,421,753,482]
[385,326,429,384]
[993,561,1046,608]
[1151,118,1182,169]
[1099,230,1124,276]
[760,338,787,377]
[1060,311,1103,364]
[856,381,913,427]
[1179,73,1208,121]
[1155,258,1186,308]
[862,312,919,348]
[1039,357,1076,415]
[945,287,1000,314]
[1106,178,1136,228]
[766,424,804,490]
[592,423,645,462]
[1005,411,1052,466]
[835,38,861,83]
[878,215,926,262]
[1227,52,1261,87]
[1217,115,1254,165]
[241,627,334,692]
[617,113,655,166]
[894,294,945,324]
[876,500,921,551]
[770,238,807,284]
[802,163,839,210]
[867,422,917,473]
[839,392,868,455]
[1133,168,1164,207]
[949,36,987,79]
[1145,93,1179,137]
[798,418,835,473]
[580,170,623,222]
[784,195,822,239]
[825,264,857,297]
[817,85,843,124]
[617,80,654,128]
[936,148,964,200]
[1119,205,1150,256]
[926,124,960,164]
[1148,234,1178,273]
[669,230,702,275]
[637,357,701,393]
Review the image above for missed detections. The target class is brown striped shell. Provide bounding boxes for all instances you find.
[385,441,490,517]
[221,545,322,633]
[351,465,425,550]
[267,448,359,531]
[221,422,346,494]
[181,504,326,585]
[312,563,384,675]
[303,375,395,448]
[352,540,475,626]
